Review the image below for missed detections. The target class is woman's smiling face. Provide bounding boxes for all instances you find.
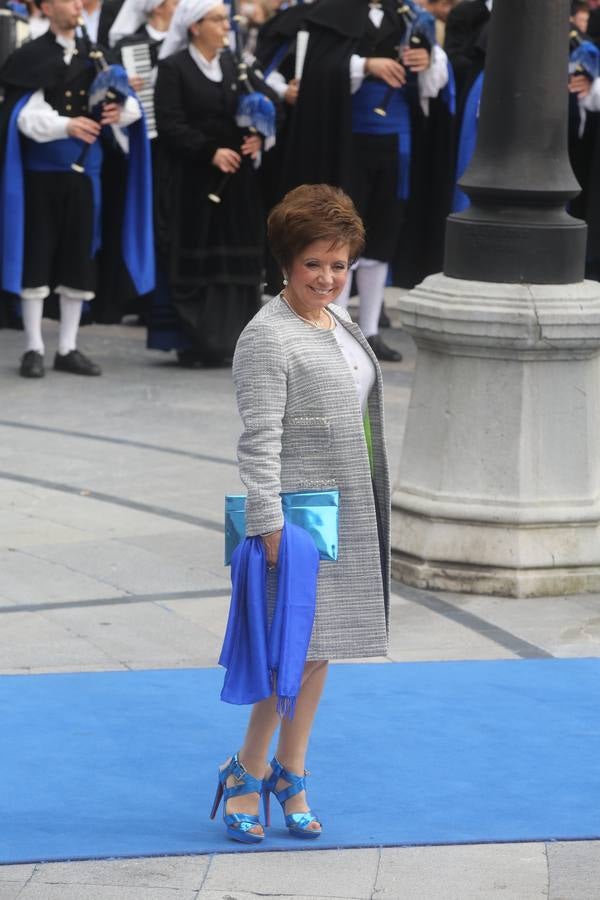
[286,239,351,312]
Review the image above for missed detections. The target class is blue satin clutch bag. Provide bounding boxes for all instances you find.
[224,489,339,565]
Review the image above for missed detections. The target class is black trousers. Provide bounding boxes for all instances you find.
[22,171,97,292]
[350,133,407,262]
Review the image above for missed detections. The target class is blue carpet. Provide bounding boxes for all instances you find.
[1,660,600,863]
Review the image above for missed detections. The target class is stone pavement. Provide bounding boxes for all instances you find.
[0,312,599,900]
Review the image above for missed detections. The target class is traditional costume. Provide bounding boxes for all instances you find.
[0,25,154,375]
[147,0,279,365]
[444,0,490,111]
[275,0,449,360]
[569,37,600,279]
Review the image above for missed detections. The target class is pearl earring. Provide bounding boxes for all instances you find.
[283,277,288,287]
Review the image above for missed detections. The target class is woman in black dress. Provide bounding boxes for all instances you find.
[149,0,278,365]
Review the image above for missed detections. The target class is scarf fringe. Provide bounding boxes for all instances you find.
[276,694,297,720]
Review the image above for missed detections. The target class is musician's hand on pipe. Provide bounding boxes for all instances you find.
[365,57,406,87]
[569,73,592,97]
[402,47,430,72]
[129,75,145,93]
[67,117,101,144]
[241,134,262,159]
[212,147,242,173]
[100,103,122,126]
[285,78,299,105]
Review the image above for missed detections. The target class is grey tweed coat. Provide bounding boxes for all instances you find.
[232,295,390,659]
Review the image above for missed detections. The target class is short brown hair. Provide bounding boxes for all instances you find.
[267,184,365,272]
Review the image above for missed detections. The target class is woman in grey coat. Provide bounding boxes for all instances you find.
[213,183,391,843]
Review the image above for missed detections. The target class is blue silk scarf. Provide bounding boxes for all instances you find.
[219,522,319,719]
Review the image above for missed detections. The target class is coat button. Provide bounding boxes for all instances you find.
[79,89,86,95]
[65,90,72,97]
[65,104,72,111]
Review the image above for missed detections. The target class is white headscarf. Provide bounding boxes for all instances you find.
[158,0,224,60]
[109,0,165,47]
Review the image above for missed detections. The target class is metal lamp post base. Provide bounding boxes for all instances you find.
[391,273,600,598]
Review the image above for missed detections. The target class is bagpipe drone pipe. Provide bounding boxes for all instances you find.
[71,17,131,174]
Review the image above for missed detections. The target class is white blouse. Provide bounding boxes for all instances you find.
[333,321,376,415]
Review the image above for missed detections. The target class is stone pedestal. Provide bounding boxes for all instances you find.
[391,274,600,597]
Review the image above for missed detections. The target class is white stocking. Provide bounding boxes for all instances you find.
[20,293,46,354]
[58,294,84,355]
[355,258,389,338]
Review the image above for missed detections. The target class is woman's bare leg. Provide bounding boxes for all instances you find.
[222,660,329,835]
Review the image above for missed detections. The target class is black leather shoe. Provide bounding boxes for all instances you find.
[367,334,403,362]
[379,304,391,329]
[19,350,45,378]
[177,350,203,368]
[54,350,102,376]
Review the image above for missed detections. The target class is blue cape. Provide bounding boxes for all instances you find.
[219,522,319,719]
[452,70,484,213]
[0,92,155,297]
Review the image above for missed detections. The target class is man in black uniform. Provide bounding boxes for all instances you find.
[0,0,151,377]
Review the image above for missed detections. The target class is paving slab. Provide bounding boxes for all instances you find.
[0,548,132,605]
[452,593,600,658]
[42,599,224,667]
[198,894,363,900]
[204,848,380,899]
[18,884,199,900]
[387,593,517,662]
[0,865,35,883]
[374,843,549,900]
[0,607,118,672]
[28,856,209,890]
[27,537,223,596]
[547,840,600,900]
[0,884,26,900]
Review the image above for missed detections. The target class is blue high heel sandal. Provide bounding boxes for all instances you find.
[262,756,322,839]
[209,753,264,844]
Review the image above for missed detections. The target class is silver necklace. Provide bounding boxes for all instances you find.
[281,294,334,330]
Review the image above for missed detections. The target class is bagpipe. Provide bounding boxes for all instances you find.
[373,2,436,118]
[71,17,131,174]
[569,29,600,83]
[207,0,276,204]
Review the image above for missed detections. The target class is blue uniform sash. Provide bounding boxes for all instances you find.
[351,79,412,200]
[23,135,103,257]
[452,70,484,213]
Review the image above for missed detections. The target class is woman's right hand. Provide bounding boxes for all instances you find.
[212,147,242,173]
[262,528,283,569]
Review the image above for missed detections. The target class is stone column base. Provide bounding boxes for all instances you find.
[392,274,600,598]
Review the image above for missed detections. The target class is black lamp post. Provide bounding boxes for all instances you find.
[444,0,587,284]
